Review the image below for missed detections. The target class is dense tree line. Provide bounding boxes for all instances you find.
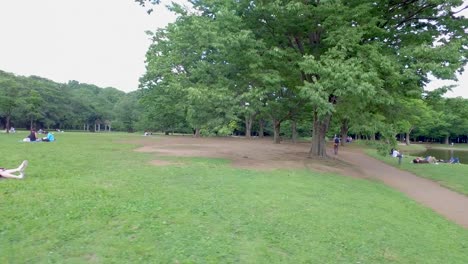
[0,70,143,132]
[138,0,468,156]
[2,0,467,155]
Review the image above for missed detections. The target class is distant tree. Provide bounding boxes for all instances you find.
[0,75,21,132]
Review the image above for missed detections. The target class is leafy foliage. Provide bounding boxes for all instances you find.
[0,70,138,132]
[138,0,468,153]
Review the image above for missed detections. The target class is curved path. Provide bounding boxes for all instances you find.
[337,149,468,228]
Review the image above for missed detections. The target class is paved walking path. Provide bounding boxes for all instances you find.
[338,149,468,228]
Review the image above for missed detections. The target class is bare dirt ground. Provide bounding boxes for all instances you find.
[134,136,468,228]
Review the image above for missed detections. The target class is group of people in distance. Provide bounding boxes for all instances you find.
[413,156,438,164]
[23,129,55,142]
[391,148,460,164]
[413,156,460,164]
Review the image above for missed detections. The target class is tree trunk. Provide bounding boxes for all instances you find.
[30,118,34,130]
[371,133,376,141]
[5,116,10,134]
[340,118,349,146]
[273,118,281,144]
[259,119,264,138]
[291,120,297,143]
[245,115,253,139]
[194,128,200,138]
[309,111,331,157]
[406,130,411,145]
[444,135,450,145]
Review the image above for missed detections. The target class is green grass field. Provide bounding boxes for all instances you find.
[367,150,468,196]
[1,132,468,263]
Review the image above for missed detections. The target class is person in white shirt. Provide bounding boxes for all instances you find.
[392,149,403,165]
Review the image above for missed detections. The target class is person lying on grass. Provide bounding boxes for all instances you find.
[413,156,438,164]
[0,160,28,179]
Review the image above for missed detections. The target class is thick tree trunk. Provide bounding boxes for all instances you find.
[371,133,376,141]
[245,115,253,139]
[405,131,411,145]
[291,120,297,143]
[340,119,349,146]
[309,111,331,157]
[5,116,10,133]
[273,118,281,144]
[30,118,34,130]
[258,119,264,138]
[444,135,450,145]
[194,128,200,138]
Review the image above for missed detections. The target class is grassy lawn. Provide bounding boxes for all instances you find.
[367,150,468,196]
[1,132,468,263]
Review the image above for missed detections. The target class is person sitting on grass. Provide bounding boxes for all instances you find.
[438,157,461,164]
[24,129,38,142]
[42,131,55,142]
[392,149,403,157]
[392,149,403,165]
[0,160,28,179]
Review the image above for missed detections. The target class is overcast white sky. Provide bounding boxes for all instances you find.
[0,0,466,97]
[0,0,178,92]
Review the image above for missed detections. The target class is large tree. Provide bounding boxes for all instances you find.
[138,0,467,156]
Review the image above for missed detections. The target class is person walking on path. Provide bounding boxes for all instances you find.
[333,136,340,155]
[0,160,28,179]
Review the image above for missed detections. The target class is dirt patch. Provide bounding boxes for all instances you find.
[128,135,468,228]
[149,159,181,166]
[132,136,362,176]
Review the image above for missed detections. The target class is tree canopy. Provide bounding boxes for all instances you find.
[0,70,141,132]
[138,0,468,156]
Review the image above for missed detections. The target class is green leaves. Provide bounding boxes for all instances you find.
[137,0,467,146]
[0,70,131,131]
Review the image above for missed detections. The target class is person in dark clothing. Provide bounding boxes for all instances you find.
[27,130,38,142]
[333,136,340,155]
